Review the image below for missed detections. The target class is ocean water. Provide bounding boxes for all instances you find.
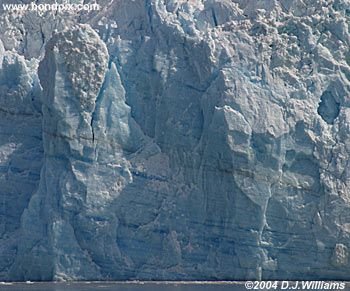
[0,282,246,291]
[2,281,350,291]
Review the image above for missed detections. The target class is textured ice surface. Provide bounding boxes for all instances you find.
[1,0,350,281]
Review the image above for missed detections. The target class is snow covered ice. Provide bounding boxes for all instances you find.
[1,0,350,281]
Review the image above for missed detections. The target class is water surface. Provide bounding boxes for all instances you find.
[0,282,246,291]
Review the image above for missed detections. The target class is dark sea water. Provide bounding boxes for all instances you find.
[2,281,350,291]
[0,282,246,291]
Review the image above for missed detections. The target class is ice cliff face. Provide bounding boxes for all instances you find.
[1,0,350,281]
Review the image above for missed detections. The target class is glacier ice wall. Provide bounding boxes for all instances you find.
[1,0,350,281]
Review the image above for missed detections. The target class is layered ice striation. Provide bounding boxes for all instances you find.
[1,0,350,281]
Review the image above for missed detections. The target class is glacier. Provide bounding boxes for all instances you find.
[1,0,350,281]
